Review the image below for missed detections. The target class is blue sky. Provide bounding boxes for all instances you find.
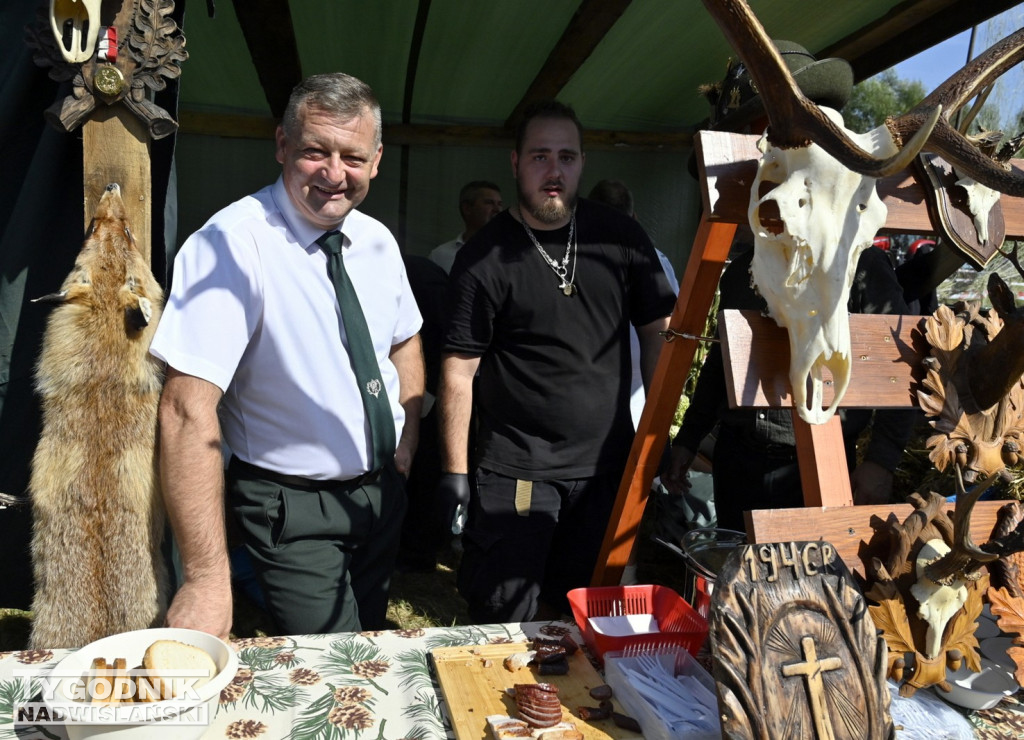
[888,5,1024,127]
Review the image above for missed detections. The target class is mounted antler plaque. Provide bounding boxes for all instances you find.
[710,542,893,739]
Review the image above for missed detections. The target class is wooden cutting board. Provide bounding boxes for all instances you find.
[431,642,643,740]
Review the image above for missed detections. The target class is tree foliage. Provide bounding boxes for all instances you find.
[842,69,927,134]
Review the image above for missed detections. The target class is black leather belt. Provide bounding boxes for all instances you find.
[228,457,381,491]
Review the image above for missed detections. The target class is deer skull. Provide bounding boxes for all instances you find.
[748,107,892,424]
[910,539,968,660]
[49,0,103,63]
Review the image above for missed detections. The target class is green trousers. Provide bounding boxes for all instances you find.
[229,459,406,634]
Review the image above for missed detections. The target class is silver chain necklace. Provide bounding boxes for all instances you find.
[519,207,577,296]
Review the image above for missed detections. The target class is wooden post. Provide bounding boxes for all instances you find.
[82,107,152,261]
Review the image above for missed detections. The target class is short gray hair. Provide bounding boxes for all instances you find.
[282,73,382,148]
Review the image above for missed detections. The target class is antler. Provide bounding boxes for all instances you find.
[700,0,1024,195]
[924,469,1000,585]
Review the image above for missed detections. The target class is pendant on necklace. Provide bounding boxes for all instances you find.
[560,281,576,296]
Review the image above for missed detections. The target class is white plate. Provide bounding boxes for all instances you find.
[589,614,659,637]
[935,658,1019,711]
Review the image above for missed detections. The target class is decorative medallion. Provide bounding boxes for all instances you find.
[366,379,382,398]
[93,64,125,97]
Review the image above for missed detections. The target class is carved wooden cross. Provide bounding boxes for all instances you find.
[782,635,843,740]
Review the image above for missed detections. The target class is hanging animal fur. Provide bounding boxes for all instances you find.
[29,184,167,649]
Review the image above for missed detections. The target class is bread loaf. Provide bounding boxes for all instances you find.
[142,639,218,699]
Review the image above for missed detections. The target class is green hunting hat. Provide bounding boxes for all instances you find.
[706,40,853,131]
[688,40,853,179]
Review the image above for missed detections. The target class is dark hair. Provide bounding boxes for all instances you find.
[514,100,584,154]
[282,73,382,147]
[588,179,633,216]
[459,180,501,204]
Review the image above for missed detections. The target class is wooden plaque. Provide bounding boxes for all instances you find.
[710,542,894,739]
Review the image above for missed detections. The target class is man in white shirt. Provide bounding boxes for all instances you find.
[151,73,424,638]
[429,181,503,273]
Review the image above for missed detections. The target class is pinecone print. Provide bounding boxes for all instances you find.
[274,651,297,666]
[351,660,389,679]
[15,650,53,664]
[289,668,321,686]
[333,686,372,704]
[328,703,375,729]
[359,630,389,638]
[393,629,425,639]
[224,719,267,738]
[232,636,288,650]
[220,668,254,704]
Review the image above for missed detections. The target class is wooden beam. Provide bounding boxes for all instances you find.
[176,110,693,151]
[823,0,1024,83]
[718,310,927,411]
[746,500,1009,580]
[504,0,633,128]
[231,0,302,120]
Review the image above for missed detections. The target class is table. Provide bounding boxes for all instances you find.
[0,621,570,740]
[0,621,1016,739]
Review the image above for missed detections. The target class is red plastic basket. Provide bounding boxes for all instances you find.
[567,584,708,663]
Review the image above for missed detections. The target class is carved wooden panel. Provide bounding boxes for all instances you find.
[710,542,893,740]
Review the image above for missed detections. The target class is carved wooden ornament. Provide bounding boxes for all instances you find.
[861,492,989,697]
[26,0,187,140]
[709,541,893,740]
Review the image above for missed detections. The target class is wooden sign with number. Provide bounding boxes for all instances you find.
[709,542,894,740]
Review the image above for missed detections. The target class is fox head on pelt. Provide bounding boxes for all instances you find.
[33,183,161,334]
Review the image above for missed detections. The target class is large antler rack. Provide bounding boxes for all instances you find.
[699,0,1024,196]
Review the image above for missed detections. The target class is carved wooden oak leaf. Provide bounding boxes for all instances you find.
[945,572,988,674]
[986,585,1024,685]
[866,581,916,658]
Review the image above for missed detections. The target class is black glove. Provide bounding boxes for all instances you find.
[438,473,471,535]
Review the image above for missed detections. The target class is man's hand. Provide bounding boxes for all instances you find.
[851,460,894,506]
[438,473,471,535]
[394,437,416,477]
[662,445,696,496]
[165,576,233,641]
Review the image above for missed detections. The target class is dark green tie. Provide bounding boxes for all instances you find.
[317,230,396,470]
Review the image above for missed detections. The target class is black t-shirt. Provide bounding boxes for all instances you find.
[443,199,676,479]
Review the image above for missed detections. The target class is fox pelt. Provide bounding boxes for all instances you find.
[29,183,167,649]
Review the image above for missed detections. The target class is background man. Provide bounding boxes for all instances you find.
[437,101,676,623]
[430,180,504,273]
[587,179,680,429]
[152,73,424,638]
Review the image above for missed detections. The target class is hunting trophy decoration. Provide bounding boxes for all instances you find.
[28,0,187,139]
[699,0,1024,423]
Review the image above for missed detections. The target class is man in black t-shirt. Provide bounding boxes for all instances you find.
[437,101,676,623]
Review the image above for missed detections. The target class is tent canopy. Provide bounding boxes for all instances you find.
[170,0,1018,259]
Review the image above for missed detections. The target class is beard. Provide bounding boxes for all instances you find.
[519,183,577,225]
